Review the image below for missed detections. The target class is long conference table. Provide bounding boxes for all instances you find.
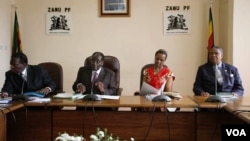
[223,96,250,123]
[1,95,250,141]
[0,103,23,141]
[190,96,250,141]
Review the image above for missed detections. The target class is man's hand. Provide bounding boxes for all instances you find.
[201,92,210,97]
[38,87,51,95]
[0,92,8,98]
[232,92,239,97]
[76,83,86,93]
[95,82,104,93]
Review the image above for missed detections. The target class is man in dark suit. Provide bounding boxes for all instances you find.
[193,46,244,97]
[72,52,117,95]
[1,52,56,97]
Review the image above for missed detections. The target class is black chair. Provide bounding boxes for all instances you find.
[38,62,64,94]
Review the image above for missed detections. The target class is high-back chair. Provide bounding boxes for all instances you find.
[84,55,122,95]
[38,62,64,94]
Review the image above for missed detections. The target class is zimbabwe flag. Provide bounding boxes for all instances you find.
[12,11,23,55]
[207,7,214,50]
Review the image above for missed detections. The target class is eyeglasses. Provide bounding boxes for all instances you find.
[10,63,24,68]
[209,52,221,56]
[91,59,103,65]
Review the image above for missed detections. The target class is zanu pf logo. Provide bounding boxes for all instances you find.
[226,129,246,136]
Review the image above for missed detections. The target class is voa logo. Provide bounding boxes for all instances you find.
[226,129,246,136]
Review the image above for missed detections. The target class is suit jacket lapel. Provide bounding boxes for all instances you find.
[86,67,92,85]
[97,68,105,82]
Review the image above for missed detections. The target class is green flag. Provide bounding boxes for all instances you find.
[12,11,23,55]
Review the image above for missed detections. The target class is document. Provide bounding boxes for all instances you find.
[216,92,233,98]
[76,94,120,100]
[24,92,45,98]
[216,92,238,100]
[163,91,183,99]
[28,97,51,103]
[100,95,120,100]
[140,81,166,95]
[0,97,12,104]
[53,93,82,99]
[53,93,120,100]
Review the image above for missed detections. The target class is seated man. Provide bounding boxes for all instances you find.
[72,52,117,95]
[193,46,244,97]
[1,52,56,98]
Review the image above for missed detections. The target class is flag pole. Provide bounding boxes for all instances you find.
[11,4,17,11]
[209,0,213,7]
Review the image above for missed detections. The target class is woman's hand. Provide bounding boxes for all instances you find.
[143,69,150,82]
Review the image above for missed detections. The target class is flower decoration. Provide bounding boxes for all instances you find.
[54,132,84,141]
[55,128,134,141]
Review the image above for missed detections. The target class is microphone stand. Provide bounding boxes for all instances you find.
[21,75,25,95]
[13,73,28,101]
[214,65,218,96]
[152,81,171,102]
[82,80,102,101]
[205,65,225,103]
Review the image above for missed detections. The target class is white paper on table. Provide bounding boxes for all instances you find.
[163,91,183,99]
[74,94,120,100]
[53,93,83,99]
[100,95,120,100]
[140,81,166,95]
[53,93,73,98]
[28,97,51,103]
[0,97,12,104]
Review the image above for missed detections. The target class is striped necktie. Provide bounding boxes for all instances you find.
[215,65,223,85]
[92,72,98,82]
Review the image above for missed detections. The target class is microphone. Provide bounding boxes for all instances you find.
[214,65,218,95]
[152,82,171,102]
[21,75,25,95]
[205,65,225,103]
[90,78,94,95]
[13,73,29,101]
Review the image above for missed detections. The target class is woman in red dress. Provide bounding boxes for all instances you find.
[143,49,175,92]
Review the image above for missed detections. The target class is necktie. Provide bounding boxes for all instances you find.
[92,72,98,82]
[215,65,223,85]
